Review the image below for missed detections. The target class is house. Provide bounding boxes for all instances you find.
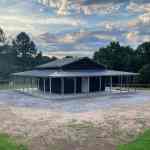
[12,57,138,95]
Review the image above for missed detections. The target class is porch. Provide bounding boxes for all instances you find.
[10,74,137,99]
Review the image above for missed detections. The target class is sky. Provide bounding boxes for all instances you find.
[0,0,150,57]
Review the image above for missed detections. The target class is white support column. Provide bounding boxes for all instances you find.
[49,78,51,94]
[26,78,28,93]
[99,76,102,92]
[29,78,32,93]
[127,76,130,92]
[43,78,46,94]
[14,77,16,90]
[120,75,122,93]
[88,77,90,94]
[37,78,40,90]
[22,77,24,92]
[24,78,26,92]
[30,77,33,93]
[110,76,112,93]
[61,77,64,95]
[74,77,77,94]
[27,78,29,93]
[134,76,137,92]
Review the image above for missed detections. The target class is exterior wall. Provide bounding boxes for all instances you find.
[81,77,89,93]
[51,78,61,94]
[64,77,74,94]
[101,77,106,91]
[39,78,50,92]
[89,77,100,92]
[39,76,106,94]
[76,77,82,93]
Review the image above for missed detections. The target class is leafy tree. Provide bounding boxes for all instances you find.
[93,41,137,72]
[0,27,6,44]
[136,42,150,66]
[12,32,37,58]
[139,64,150,84]
[12,32,37,70]
[64,56,74,59]
[34,51,57,66]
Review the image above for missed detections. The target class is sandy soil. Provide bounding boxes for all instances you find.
[0,90,150,150]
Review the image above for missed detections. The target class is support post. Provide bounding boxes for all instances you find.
[61,77,64,95]
[120,75,122,93]
[22,77,24,92]
[49,78,51,94]
[74,77,77,94]
[37,78,40,90]
[43,78,46,94]
[99,76,102,92]
[127,76,129,92]
[29,78,32,94]
[24,78,26,92]
[28,78,30,93]
[14,76,16,90]
[110,76,112,93]
[30,77,33,93]
[134,76,137,92]
[87,77,90,94]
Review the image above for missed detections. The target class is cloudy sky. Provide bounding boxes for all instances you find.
[0,0,150,57]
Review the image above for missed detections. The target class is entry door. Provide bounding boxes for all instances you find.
[82,77,89,93]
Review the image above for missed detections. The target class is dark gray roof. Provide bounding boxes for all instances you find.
[36,57,79,69]
[13,69,139,77]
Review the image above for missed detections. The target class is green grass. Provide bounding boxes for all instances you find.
[117,130,150,150]
[0,134,28,150]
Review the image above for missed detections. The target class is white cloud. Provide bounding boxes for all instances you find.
[37,0,68,15]
[139,13,150,24]
[127,2,150,13]
[71,2,121,15]
[37,0,122,16]
[57,0,68,15]
[128,13,150,29]
[0,13,85,36]
[126,32,139,42]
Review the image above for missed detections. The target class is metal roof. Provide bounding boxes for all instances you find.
[13,69,139,78]
[36,57,79,69]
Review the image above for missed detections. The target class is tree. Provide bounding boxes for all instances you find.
[12,32,37,70]
[139,64,150,84]
[93,41,137,71]
[12,32,37,58]
[136,42,150,66]
[0,27,6,44]
[64,56,73,59]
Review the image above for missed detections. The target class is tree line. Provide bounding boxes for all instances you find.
[0,27,150,85]
[0,28,57,80]
[93,41,150,84]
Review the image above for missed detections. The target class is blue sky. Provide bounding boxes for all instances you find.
[0,0,150,57]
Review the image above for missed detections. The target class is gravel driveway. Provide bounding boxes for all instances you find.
[0,90,150,150]
[0,90,150,113]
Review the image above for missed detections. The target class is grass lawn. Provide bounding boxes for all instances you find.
[0,134,28,150]
[117,130,150,150]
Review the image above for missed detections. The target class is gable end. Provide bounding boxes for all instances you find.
[62,57,106,70]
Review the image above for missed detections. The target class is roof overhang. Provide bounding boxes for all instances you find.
[12,70,139,78]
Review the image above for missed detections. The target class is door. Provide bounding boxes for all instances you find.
[81,77,89,93]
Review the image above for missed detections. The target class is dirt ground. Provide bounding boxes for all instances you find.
[0,90,150,150]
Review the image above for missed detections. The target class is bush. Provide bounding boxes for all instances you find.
[0,134,28,150]
[117,130,150,150]
[139,64,150,84]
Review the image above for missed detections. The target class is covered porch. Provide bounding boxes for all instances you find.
[11,70,138,98]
